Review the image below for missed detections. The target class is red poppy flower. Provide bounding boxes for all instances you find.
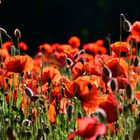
[105,58,128,78]
[41,66,61,85]
[0,48,10,61]
[4,55,33,73]
[68,36,80,48]
[2,41,12,50]
[68,116,107,140]
[99,93,121,123]
[72,62,85,79]
[111,41,130,57]
[73,76,107,114]
[130,21,140,34]
[135,91,140,102]
[19,42,28,51]
[39,43,53,55]
[83,40,107,55]
[48,104,56,124]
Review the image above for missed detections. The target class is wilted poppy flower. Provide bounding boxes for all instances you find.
[105,58,128,78]
[68,36,80,48]
[68,116,107,140]
[111,41,130,57]
[4,55,33,73]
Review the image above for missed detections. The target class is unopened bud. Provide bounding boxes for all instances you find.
[66,58,73,66]
[134,56,139,67]
[110,78,118,92]
[73,53,79,60]
[103,66,112,78]
[14,29,21,38]
[126,84,132,99]
[79,49,86,54]
[25,86,34,97]
[121,13,131,32]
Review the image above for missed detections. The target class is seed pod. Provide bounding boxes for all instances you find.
[126,84,132,99]
[134,56,139,67]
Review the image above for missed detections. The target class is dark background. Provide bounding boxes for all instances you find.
[0,0,140,55]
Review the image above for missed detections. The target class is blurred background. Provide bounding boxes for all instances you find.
[0,0,140,55]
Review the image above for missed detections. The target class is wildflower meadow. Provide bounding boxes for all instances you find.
[1,14,140,140]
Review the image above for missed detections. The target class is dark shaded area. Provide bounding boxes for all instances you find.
[0,0,140,55]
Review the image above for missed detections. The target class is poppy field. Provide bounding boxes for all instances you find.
[1,14,140,140]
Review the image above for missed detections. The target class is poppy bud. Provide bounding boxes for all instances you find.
[79,49,86,54]
[14,29,21,39]
[103,66,112,78]
[73,53,79,60]
[30,95,39,102]
[45,127,50,135]
[97,108,107,123]
[39,98,45,106]
[24,86,34,97]
[110,78,118,92]
[78,112,82,118]
[67,104,73,121]
[37,129,45,140]
[66,58,73,66]
[22,119,32,127]
[126,84,132,99]
[121,13,131,32]
[87,83,92,90]
[78,57,85,64]
[134,56,139,67]
[0,27,7,35]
